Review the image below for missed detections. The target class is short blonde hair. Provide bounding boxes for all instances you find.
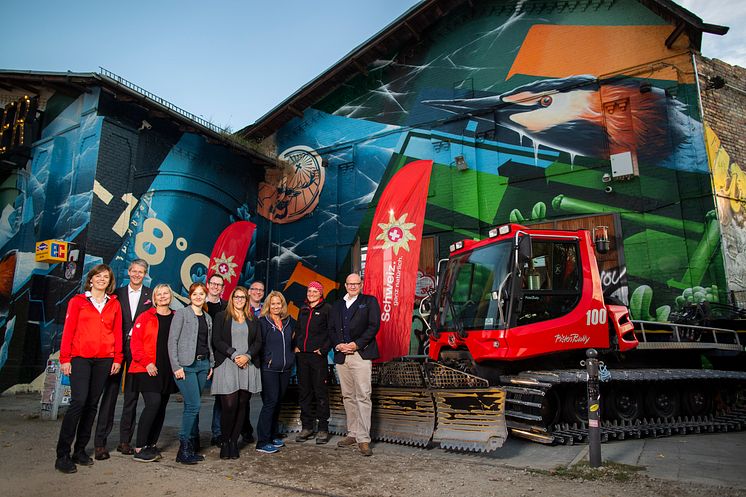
[261,290,288,318]
[151,284,173,307]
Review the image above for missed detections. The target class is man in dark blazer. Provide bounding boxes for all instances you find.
[94,259,152,460]
[329,272,380,456]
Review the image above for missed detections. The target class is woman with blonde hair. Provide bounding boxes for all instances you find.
[128,284,178,462]
[55,264,122,473]
[211,286,262,459]
[255,290,295,454]
[168,282,213,464]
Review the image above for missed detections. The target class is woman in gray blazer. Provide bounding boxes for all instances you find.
[168,282,213,464]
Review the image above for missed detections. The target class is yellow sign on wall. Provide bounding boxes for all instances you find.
[35,240,69,263]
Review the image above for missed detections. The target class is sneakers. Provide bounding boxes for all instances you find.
[55,455,77,474]
[336,436,356,447]
[295,429,315,442]
[71,451,94,466]
[133,446,159,463]
[316,431,329,445]
[255,443,279,454]
[271,438,285,448]
[358,442,373,456]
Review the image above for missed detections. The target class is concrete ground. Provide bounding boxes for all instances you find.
[3,391,744,490]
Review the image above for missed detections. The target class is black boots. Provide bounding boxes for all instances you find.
[221,439,239,459]
[220,442,230,459]
[175,439,199,465]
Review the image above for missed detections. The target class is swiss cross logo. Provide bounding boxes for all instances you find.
[387,227,403,242]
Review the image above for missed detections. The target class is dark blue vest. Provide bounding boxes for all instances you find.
[341,302,355,343]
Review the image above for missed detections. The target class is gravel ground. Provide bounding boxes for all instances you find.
[1,393,744,497]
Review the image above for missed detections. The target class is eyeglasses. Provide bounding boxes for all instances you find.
[233,295,247,300]
[249,288,264,292]
[345,282,361,287]
[209,282,224,287]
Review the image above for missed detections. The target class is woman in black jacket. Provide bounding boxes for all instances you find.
[255,290,295,454]
[211,286,262,459]
[292,281,332,444]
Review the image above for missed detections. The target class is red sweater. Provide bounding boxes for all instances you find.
[129,307,173,373]
[59,293,123,364]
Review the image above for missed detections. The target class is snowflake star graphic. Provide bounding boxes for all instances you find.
[210,252,238,283]
[375,210,417,255]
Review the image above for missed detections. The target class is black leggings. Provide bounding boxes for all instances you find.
[219,390,249,444]
[135,392,170,448]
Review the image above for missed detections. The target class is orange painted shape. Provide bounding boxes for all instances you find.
[283,261,341,319]
[507,25,685,80]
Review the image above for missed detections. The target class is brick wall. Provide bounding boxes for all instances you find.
[697,56,746,167]
[697,56,746,307]
[87,118,139,259]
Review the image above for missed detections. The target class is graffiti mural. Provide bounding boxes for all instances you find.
[0,84,262,390]
[707,125,746,297]
[259,0,735,326]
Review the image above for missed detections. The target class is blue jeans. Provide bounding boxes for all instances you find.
[174,358,210,440]
[256,369,291,446]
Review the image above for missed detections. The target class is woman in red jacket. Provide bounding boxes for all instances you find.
[128,283,178,462]
[55,264,123,474]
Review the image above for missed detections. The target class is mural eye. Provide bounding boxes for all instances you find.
[539,95,553,107]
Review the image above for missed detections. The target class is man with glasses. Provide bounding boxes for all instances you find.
[329,273,380,456]
[247,282,265,318]
[241,280,265,443]
[206,274,228,448]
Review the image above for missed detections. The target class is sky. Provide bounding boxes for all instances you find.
[1,0,743,131]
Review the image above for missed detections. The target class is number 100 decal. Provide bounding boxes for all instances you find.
[586,308,607,326]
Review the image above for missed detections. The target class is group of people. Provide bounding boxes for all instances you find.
[54,260,381,474]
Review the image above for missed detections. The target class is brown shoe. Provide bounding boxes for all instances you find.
[116,443,134,455]
[358,442,372,456]
[336,436,356,447]
[94,446,110,460]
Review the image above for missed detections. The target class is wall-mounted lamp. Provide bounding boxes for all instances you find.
[454,155,469,171]
[593,226,610,254]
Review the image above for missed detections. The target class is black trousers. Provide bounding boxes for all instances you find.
[256,369,291,446]
[135,391,171,448]
[296,352,330,432]
[241,392,254,438]
[95,342,138,447]
[56,357,113,458]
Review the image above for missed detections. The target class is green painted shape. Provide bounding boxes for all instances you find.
[624,229,690,286]
[428,163,507,224]
[424,219,480,239]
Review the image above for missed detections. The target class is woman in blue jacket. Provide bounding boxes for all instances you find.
[255,290,295,454]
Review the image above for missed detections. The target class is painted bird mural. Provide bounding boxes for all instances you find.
[423,75,705,172]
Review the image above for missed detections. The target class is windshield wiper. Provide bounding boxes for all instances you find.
[443,290,466,338]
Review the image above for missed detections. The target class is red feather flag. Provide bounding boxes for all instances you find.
[208,220,256,297]
[363,160,433,362]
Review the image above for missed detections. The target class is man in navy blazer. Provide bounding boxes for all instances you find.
[329,273,380,456]
[94,259,152,460]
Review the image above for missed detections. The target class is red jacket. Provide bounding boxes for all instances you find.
[59,293,123,364]
[129,307,173,373]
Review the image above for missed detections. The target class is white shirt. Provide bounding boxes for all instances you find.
[344,293,359,309]
[128,284,142,329]
[85,291,109,314]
